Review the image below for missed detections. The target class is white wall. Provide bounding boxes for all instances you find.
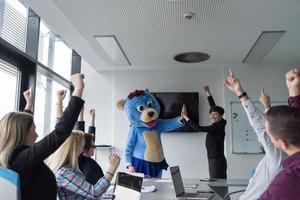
[82,61,292,179]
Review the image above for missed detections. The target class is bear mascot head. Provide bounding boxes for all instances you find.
[117,89,161,128]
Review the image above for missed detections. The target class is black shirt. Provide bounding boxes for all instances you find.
[78,154,104,185]
[8,96,84,200]
[187,119,226,159]
[75,119,103,185]
[186,95,226,159]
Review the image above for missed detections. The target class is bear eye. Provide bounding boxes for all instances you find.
[137,105,144,112]
[147,101,153,108]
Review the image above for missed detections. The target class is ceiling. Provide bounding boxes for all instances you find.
[28,0,300,71]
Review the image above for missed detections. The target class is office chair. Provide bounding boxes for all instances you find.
[0,167,21,200]
[223,189,246,200]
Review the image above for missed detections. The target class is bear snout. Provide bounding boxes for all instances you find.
[148,111,155,117]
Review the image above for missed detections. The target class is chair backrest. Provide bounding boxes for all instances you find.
[224,189,246,200]
[0,167,20,200]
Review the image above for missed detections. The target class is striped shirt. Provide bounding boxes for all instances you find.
[56,167,110,200]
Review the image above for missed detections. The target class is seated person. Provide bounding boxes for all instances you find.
[56,92,104,184]
[259,105,300,200]
[259,68,300,200]
[47,130,120,199]
[224,70,286,200]
[0,74,85,200]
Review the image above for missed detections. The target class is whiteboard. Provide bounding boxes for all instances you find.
[231,101,286,154]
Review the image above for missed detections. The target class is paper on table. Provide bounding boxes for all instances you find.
[141,185,157,193]
[155,179,172,183]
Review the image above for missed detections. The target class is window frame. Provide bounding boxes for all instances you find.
[0,6,81,114]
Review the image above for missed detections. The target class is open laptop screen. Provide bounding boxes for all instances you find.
[170,166,185,197]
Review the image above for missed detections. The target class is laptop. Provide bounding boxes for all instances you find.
[170,166,214,200]
[112,172,143,200]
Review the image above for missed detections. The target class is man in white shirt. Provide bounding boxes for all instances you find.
[224,70,287,200]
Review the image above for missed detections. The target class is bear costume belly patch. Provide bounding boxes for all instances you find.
[143,130,164,162]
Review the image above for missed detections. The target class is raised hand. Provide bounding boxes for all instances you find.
[224,70,244,96]
[203,85,210,92]
[23,88,34,110]
[108,153,121,175]
[285,68,300,96]
[71,73,84,98]
[89,109,95,118]
[180,104,189,121]
[259,88,271,109]
[127,165,136,173]
[56,90,67,102]
[89,109,95,126]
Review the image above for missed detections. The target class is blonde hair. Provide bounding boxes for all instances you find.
[48,130,85,173]
[0,112,33,167]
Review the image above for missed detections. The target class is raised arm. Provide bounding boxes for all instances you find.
[23,88,34,113]
[224,70,274,153]
[56,89,67,119]
[181,104,212,132]
[17,74,85,166]
[88,109,96,135]
[75,106,85,132]
[286,68,300,108]
[203,85,216,108]
[57,153,120,199]
[259,88,271,111]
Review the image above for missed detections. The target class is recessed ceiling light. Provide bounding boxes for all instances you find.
[94,35,131,66]
[243,31,285,64]
[174,52,210,63]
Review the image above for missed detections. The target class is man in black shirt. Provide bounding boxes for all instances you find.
[183,85,227,179]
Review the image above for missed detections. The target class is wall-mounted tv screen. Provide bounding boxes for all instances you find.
[152,92,199,132]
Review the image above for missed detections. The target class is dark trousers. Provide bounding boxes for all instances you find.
[208,155,227,179]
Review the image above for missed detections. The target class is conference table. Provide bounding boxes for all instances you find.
[141,178,248,200]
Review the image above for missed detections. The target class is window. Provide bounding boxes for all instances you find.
[0,0,28,51]
[34,69,70,140]
[0,3,80,142]
[0,59,18,118]
[38,20,72,80]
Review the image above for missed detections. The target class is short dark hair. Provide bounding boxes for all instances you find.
[266,105,300,147]
[209,106,224,115]
[84,133,95,150]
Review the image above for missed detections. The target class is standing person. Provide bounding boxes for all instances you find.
[56,92,104,184]
[48,130,120,199]
[183,85,227,179]
[0,73,85,200]
[224,70,286,200]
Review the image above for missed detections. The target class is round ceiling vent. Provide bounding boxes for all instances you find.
[174,52,210,63]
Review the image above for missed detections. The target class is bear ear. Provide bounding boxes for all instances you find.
[116,99,125,110]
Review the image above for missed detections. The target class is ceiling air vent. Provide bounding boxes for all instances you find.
[174,52,210,63]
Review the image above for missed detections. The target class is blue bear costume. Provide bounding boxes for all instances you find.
[117,89,184,177]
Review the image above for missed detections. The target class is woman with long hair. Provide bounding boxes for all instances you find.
[48,130,120,199]
[0,73,85,200]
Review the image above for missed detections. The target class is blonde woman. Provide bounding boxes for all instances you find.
[0,73,85,200]
[48,130,120,199]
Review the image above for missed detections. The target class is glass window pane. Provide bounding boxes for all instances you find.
[34,70,70,140]
[37,20,51,66]
[0,0,28,52]
[53,38,72,79]
[0,59,18,118]
[38,20,72,80]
